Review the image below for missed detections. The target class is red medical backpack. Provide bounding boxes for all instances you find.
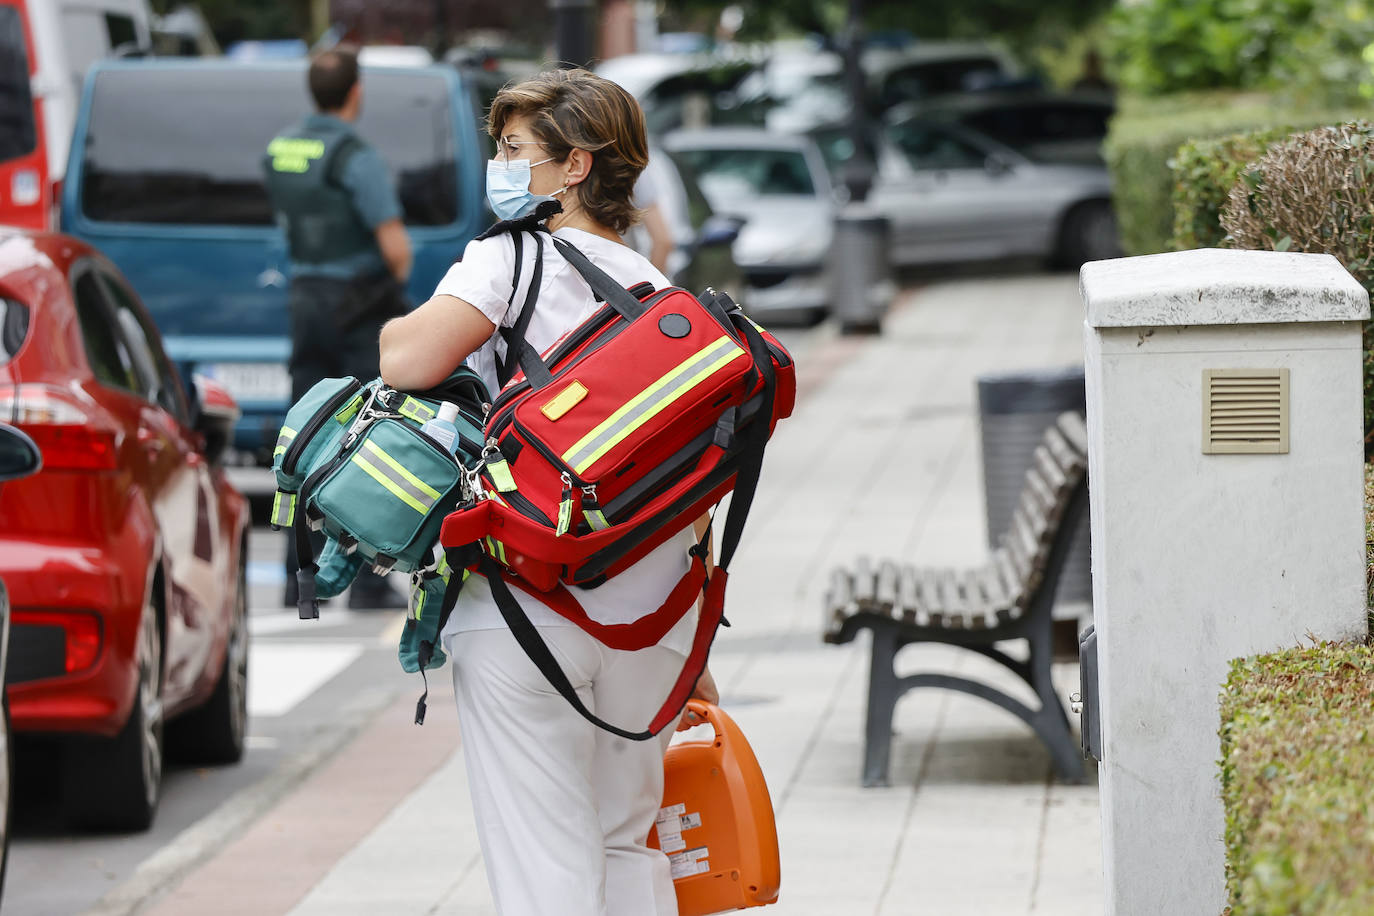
[434,232,795,739]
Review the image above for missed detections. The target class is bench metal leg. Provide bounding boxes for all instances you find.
[858,618,1085,787]
[1027,609,1085,783]
[862,625,902,787]
[895,673,1083,783]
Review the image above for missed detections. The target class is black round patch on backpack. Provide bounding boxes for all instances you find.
[659,313,691,338]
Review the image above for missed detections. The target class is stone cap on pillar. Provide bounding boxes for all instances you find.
[1080,248,1371,329]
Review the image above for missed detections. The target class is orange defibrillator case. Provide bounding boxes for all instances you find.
[649,700,781,915]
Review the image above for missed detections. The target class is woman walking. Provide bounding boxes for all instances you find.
[378,68,715,916]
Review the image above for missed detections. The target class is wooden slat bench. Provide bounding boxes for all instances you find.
[823,411,1090,787]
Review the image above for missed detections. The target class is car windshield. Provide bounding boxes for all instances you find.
[958,102,1112,163]
[0,6,37,165]
[80,67,459,226]
[671,147,816,204]
[734,59,849,133]
[879,56,1005,107]
[887,121,988,171]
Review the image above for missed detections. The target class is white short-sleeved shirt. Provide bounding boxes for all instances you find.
[436,226,698,657]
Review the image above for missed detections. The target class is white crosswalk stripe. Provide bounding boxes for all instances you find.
[247,643,365,717]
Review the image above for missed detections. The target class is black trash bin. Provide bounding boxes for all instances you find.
[976,366,1092,609]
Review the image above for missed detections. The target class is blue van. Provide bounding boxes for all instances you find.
[61,60,487,462]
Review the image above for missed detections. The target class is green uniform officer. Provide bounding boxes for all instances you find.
[264,46,412,610]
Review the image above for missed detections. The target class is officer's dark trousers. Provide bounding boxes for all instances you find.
[283,274,398,605]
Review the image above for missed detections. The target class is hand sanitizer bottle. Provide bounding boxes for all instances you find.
[420,401,461,454]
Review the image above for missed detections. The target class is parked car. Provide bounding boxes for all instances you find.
[664,128,835,323]
[0,0,153,231]
[725,39,1021,135]
[0,230,251,831]
[868,42,1029,113]
[809,115,1119,268]
[626,146,746,307]
[597,53,759,136]
[60,60,488,464]
[0,422,41,900]
[888,90,1115,166]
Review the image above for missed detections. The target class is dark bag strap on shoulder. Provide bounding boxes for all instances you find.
[494,231,551,389]
[549,236,649,322]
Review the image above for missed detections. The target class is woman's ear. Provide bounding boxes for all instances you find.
[565,148,593,187]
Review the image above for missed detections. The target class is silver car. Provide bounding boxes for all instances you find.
[663,128,835,324]
[811,116,1120,267]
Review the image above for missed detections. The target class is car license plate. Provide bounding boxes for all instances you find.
[206,362,291,404]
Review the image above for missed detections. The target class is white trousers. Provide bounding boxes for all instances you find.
[449,625,682,916]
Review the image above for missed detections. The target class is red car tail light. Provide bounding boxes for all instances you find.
[0,384,118,470]
[11,610,103,675]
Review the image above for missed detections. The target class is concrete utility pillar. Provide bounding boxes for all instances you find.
[1080,248,1370,916]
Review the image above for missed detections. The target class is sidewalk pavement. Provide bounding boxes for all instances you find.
[130,269,1101,916]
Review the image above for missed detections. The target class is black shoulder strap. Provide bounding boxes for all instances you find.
[494,232,551,389]
[550,236,649,322]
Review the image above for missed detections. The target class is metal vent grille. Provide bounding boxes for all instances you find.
[1202,369,1289,455]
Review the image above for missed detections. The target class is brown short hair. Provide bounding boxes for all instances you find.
[309,47,359,112]
[487,69,649,234]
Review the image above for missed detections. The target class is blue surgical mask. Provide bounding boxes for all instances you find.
[486,157,565,221]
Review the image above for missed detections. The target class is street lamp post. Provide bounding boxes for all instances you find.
[432,0,450,62]
[841,0,873,204]
[829,0,894,334]
[552,0,596,69]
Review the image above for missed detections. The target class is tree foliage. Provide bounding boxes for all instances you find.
[1106,0,1374,103]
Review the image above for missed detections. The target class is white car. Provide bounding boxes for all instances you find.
[664,128,836,324]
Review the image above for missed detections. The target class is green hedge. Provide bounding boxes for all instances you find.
[1169,127,1291,250]
[1103,92,1366,255]
[1219,642,1374,915]
[1366,462,1373,615]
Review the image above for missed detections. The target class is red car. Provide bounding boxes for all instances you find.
[0,230,250,831]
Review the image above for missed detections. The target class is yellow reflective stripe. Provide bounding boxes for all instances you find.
[270,490,296,527]
[350,451,428,513]
[399,397,437,424]
[485,537,507,564]
[583,508,610,531]
[362,440,441,501]
[414,587,427,619]
[556,496,573,537]
[267,136,325,173]
[563,336,743,474]
[273,426,297,458]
